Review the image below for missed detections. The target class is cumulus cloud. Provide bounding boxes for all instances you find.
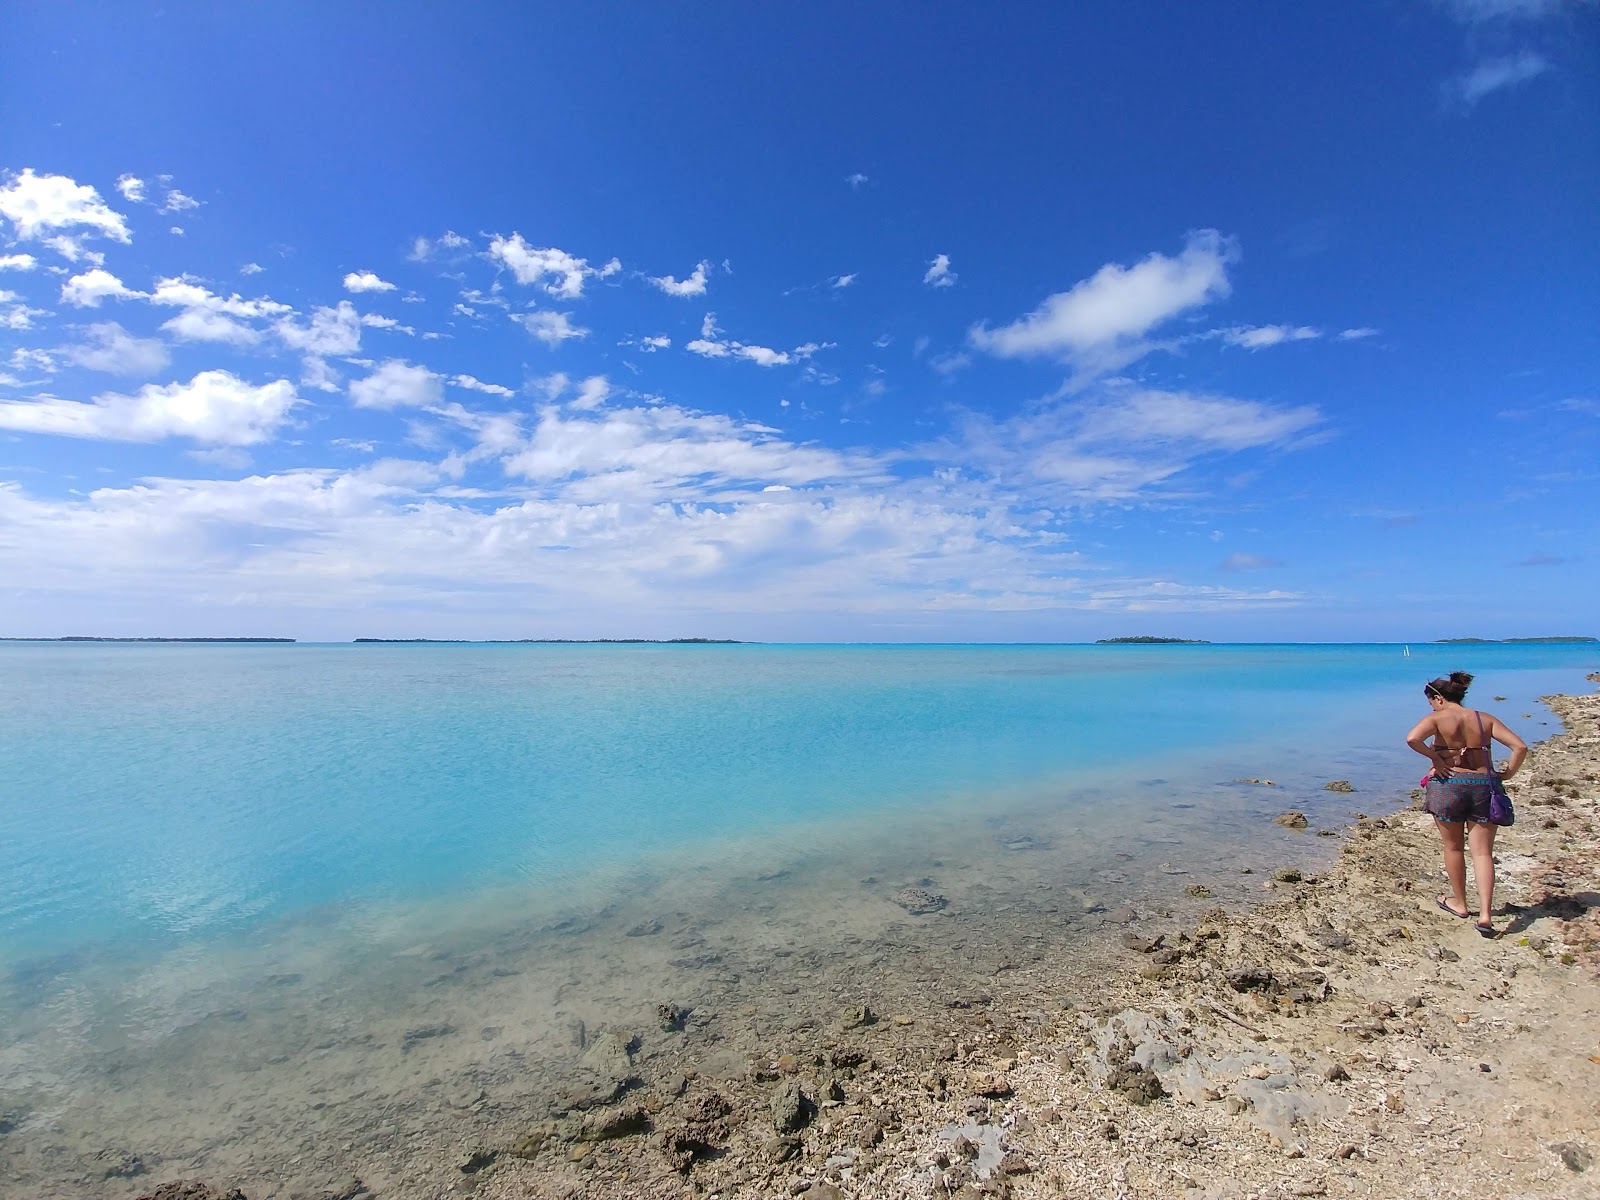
[0,169,131,245]
[61,268,143,308]
[511,310,587,346]
[1220,324,1321,350]
[569,376,611,411]
[649,261,710,297]
[160,187,200,214]
[0,254,38,271]
[116,174,146,203]
[1447,51,1551,106]
[451,374,515,397]
[343,270,397,293]
[60,322,171,376]
[923,254,956,288]
[240,262,265,275]
[276,301,363,356]
[350,360,444,409]
[489,234,619,298]
[162,309,262,346]
[0,370,297,444]
[971,231,1235,373]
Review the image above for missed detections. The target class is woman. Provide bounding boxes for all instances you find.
[1405,671,1527,937]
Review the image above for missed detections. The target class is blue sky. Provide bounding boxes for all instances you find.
[1,1,1595,641]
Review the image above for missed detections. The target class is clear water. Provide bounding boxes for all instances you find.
[3,640,1594,964]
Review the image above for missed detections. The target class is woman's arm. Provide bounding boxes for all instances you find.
[1405,714,1452,778]
[1488,714,1528,779]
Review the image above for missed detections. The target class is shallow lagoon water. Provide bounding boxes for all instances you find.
[0,642,1594,1196]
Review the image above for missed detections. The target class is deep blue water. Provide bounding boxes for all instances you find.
[2,641,1594,961]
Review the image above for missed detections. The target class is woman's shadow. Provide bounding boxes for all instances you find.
[1498,890,1599,938]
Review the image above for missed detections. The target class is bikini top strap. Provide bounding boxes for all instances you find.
[1474,710,1496,778]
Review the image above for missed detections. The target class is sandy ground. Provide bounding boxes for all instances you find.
[6,686,1598,1200]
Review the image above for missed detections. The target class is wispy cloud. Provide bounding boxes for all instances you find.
[1446,51,1551,107]
[1220,324,1321,350]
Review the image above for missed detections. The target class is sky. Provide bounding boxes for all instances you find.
[0,1,1596,642]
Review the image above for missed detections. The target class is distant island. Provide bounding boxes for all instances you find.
[1436,636,1596,644]
[352,637,743,644]
[1,636,295,643]
[1094,636,1211,644]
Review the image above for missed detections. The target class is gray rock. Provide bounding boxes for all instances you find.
[95,1149,148,1179]
[770,1080,812,1132]
[134,1184,247,1200]
[841,1003,876,1029]
[1273,811,1309,829]
[578,1103,649,1142]
[1553,1142,1593,1173]
[1106,1062,1166,1105]
[401,1023,455,1053]
[894,887,948,914]
[1272,867,1304,884]
[1324,780,1356,793]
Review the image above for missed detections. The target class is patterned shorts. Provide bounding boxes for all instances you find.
[1423,772,1494,824]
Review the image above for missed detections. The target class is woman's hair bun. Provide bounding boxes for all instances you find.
[1426,671,1473,703]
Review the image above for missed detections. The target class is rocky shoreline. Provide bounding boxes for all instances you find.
[25,686,1600,1200]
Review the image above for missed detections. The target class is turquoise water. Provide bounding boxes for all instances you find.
[1,641,1595,962]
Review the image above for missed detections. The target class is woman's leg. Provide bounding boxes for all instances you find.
[1435,818,1469,915]
[1467,820,1498,926]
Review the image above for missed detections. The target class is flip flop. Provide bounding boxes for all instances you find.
[1474,922,1496,938]
[1436,897,1470,918]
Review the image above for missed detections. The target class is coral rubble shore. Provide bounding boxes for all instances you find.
[45,687,1600,1200]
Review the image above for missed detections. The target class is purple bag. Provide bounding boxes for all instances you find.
[1478,712,1515,827]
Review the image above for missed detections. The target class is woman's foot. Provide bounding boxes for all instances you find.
[1436,896,1470,918]
[1475,921,1496,938]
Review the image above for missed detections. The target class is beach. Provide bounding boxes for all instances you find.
[3,677,1594,1199]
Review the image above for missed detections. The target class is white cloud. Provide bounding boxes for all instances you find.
[970,231,1235,373]
[343,270,397,293]
[1337,327,1379,341]
[0,169,131,245]
[846,173,870,190]
[489,234,618,298]
[1448,51,1551,106]
[240,262,265,275]
[833,274,857,289]
[451,374,515,398]
[502,402,881,494]
[61,268,142,308]
[511,310,587,346]
[408,230,471,261]
[649,261,710,297]
[170,226,185,237]
[943,386,1320,502]
[569,376,611,411]
[161,188,200,214]
[0,254,38,271]
[298,357,340,394]
[162,309,262,346]
[684,313,827,368]
[629,335,670,352]
[923,254,956,288]
[150,275,293,319]
[276,301,363,356]
[1220,324,1321,349]
[0,370,297,444]
[1,292,48,330]
[116,174,146,203]
[61,322,171,376]
[350,360,444,409]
